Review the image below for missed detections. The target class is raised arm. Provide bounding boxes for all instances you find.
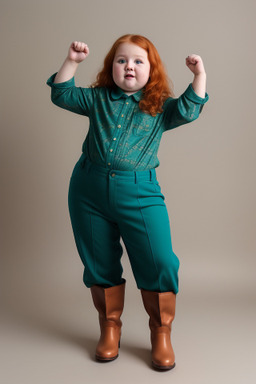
[46,41,94,116]
[185,54,207,98]
[162,54,209,132]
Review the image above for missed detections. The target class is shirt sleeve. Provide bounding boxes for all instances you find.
[46,72,94,116]
[162,83,209,132]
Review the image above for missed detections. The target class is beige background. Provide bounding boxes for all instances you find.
[1,0,255,383]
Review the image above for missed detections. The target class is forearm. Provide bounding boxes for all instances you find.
[53,57,79,83]
[191,72,207,98]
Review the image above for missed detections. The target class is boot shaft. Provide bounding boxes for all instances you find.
[91,282,126,324]
[141,290,176,330]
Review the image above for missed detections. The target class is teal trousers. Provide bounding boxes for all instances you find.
[68,153,180,293]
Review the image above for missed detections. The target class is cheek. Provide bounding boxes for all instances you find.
[113,65,122,79]
[140,68,150,82]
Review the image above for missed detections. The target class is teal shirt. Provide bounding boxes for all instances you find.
[46,72,209,171]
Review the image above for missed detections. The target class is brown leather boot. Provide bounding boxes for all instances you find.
[141,289,176,370]
[90,281,125,361]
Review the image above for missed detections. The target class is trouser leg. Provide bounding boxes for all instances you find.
[115,178,180,293]
[67,156,124,287]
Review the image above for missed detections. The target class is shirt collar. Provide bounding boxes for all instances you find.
[110,87,143,102]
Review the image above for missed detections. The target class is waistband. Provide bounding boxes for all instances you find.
[79,154,157,182]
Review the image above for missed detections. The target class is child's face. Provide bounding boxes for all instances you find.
[112,43,150,95]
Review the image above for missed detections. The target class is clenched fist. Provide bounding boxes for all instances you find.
[185,54,206,76]
[68,41,90,63]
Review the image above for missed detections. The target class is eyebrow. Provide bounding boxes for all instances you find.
[115,54,145,59]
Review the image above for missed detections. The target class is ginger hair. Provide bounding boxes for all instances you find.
[91,34,174,116]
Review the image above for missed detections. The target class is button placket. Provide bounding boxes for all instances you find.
[106,98,130,168]
[112,102,136,169]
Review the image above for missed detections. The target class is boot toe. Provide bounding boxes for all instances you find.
[95,351,119,362]
[152,359,176,371]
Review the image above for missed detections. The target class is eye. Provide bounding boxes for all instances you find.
[117,59,126,64]
[135,59,143,64]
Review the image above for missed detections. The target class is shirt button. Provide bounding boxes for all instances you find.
[111,173,116,177]
[108,162,111,166]
[113,137,117,141]
[121,114,124,117]
[126,102,129,105]
[118,124,121,128]
[109,149,113,152]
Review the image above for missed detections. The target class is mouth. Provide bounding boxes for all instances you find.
[125,74,135,79]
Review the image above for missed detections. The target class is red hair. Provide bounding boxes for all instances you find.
[91,34,175,116]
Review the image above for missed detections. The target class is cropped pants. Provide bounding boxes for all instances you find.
[68,153,180,293]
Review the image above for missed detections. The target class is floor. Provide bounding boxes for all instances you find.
[1,258,256,384]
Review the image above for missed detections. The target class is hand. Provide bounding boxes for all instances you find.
[185,54,206,76]
[68,41,90,63]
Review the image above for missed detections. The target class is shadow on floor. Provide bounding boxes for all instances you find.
[3,302,152,367]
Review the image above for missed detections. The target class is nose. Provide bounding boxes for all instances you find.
[125,61,134,71]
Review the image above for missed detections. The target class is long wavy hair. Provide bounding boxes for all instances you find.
[91,34,175,116]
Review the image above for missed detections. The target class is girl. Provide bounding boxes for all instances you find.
[46,34,209,371]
